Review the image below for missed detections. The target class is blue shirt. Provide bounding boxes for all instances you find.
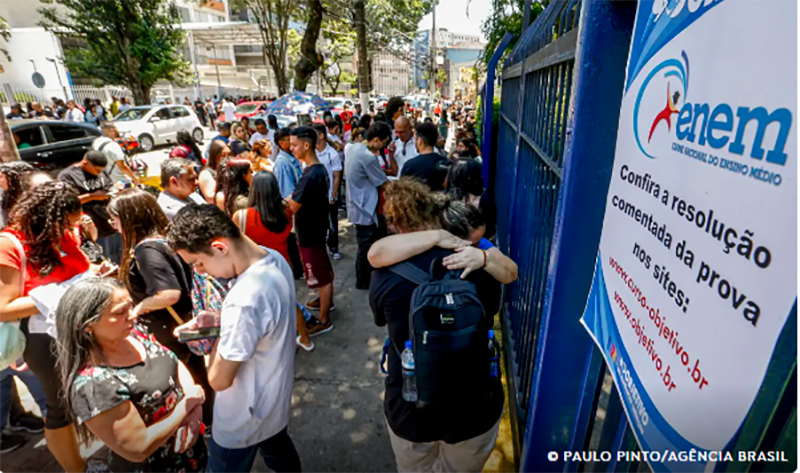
[273,150,303,199]
[478,238,494,251]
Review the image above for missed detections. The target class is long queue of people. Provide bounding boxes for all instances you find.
[0,94,519,473]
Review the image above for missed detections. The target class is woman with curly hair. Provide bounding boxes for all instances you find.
[107,188,214,427]
[0,161,34,227]
[215,157,253,216]
[0,181,95,472]
[367,177,505,473]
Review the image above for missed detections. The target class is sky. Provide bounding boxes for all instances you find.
[417,0,492,43]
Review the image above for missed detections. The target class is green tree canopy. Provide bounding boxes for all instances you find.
[480,0,546,71]
[39,0,190,104]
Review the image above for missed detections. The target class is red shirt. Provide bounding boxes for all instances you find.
[0,228,91,296]
[242,208,292,264]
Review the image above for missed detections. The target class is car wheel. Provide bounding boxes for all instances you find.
[139,134,155,152]
[192,127,204,143]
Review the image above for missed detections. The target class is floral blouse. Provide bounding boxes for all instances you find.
[72,327,207,472]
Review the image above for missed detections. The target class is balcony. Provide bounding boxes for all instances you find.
[234,45,263,56]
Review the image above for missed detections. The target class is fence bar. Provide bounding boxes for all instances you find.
[518,1,636,470]
[481,32,513,193]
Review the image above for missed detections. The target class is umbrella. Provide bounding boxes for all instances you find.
[265,92,333,116]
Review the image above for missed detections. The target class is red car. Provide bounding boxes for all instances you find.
[234,101,271,120]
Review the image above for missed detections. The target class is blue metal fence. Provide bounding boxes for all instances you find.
[486,1,797,472]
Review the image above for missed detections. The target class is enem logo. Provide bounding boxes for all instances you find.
[633,51,792,166]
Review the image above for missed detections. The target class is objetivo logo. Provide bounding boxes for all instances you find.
[632,50,792,167]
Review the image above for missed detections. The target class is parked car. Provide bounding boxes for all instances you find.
[112,105,204,152]
[11,120,101,174]
[234,101,271,121]
[251,113,297,129]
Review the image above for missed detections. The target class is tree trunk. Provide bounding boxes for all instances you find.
[353,0,370,111]
[293,0,323,92]
[0,103,20,163]
[130,82,149,106]
[272,62,288,96]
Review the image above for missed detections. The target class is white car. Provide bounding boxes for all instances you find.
[113,105,204,152]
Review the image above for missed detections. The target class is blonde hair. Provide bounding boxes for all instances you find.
[383,178,449,233]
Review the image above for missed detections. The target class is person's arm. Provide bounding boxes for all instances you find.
[287,198,301,214]
[206,342,241,392]
[442,246,519,284]
[198,170,216,204]
[368,230,470,268]
[84,382,203,463]
[76,191,109,204]
[116,159,140,186]
[215,192,225,212]
[0,266,38,321]
[385,142,398,176]
[208,303,267,391]
[330,170,342,203]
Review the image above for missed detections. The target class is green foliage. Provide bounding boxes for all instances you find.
[0,16,10,61]
[474,95,500,146]
[39,0,189,104]
[480,0,547,71]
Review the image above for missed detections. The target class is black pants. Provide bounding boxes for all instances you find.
[355,219,385,289]
[143,314,215,426]
[287,233,305,279]
[20,322,69,430]
[208,426,301,472]
[327,202,339,252]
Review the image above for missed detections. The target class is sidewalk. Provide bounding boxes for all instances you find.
[2,220,515,472]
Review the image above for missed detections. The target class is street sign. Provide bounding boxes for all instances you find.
[579,1,795,471]
[32,72,45,89]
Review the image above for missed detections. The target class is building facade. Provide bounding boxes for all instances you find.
[370,50,411,97]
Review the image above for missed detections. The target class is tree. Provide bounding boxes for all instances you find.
[39,0,189,105]
[480,0,547,70]
[293,0,324,92]
[319,15,356,97]
[0,16,20,163]
[231,0,296,96]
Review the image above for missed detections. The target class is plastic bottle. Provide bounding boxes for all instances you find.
[401,340,417,402]
[488,330,500,379]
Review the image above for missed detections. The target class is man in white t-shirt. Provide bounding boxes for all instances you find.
[249,118,274,147]
[387,115,418,178]
[168,204,301,473]
[221,97,237,123]
[313,123,343,260]
[92,123,140,185]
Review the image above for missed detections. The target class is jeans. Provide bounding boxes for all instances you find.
[0,367,46,432]
[207,427,301,473]
[327,202,339,252]
[355,220,385,289]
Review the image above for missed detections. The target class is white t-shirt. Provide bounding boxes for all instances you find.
[222,101,237,123]
[249,130,274,147]
[92,137,127,183]
[316,145,343,200]
[393,138,418,176]
[213,249,297,449]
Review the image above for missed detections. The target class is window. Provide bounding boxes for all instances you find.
[13,125,45,148]
[179,7,192,22]
[154,107,173,120]
[48,124,89,142]
[171,106,190,117]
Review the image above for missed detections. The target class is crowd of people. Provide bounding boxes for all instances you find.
[0,93,517,473]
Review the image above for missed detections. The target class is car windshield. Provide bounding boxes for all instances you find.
[115,108,150,121]
[329,99,345,108]
[236,104,258,113]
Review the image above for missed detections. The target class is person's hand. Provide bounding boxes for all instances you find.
[131,302,149,319]
[436,230,472,250]
[173,317,199,337]
[329,198,337,206]
[79,215,97,239]
[92,190,110,201]
[174,404,202,453]
[387,141,396,158]
[196,309,220,329]
[442,246,485,279]
[184,384,206,410]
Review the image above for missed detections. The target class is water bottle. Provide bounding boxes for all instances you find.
[401,340,417,402]
[488,330,500,379]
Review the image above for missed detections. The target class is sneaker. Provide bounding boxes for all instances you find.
[306,318,333,337]
[306,298,335,312]
[0,433,26,454]
[9,412,44,434]
[331,250,342,261]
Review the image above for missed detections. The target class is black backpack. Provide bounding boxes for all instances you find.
[388,260,493,408]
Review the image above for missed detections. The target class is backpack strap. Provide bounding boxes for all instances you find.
[387,261,433,286]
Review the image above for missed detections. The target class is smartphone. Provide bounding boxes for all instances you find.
[177,326,220,343]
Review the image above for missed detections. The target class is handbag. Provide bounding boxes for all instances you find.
[0,233,27,370]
